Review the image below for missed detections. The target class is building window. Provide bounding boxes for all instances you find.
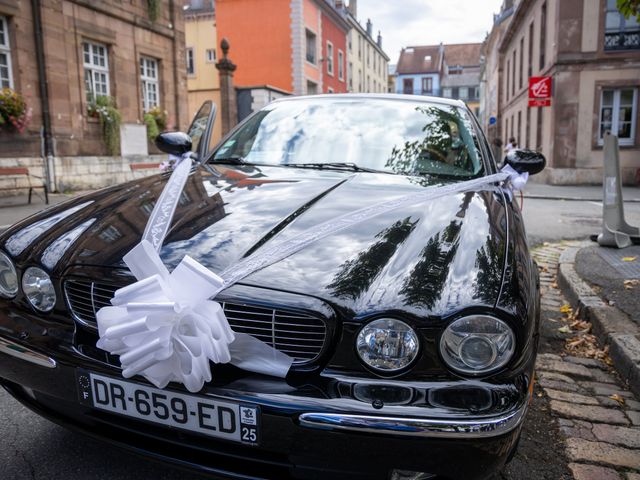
[519,37,524,90]
[348,61,352,89]
[338,50,344,81]
[536,108,543,150]
[305,29,316,64]
[328,87,334,93]
[528,21,534,79]
[306,80,318,95]
[326,41,334,76]
[421,77,432,94]
[442,87,452,98]
[83,41,110,102]
[604,0,640,51]
[186,47,194,75]
[140,56,160,112]
[459,87,469,100]
[0,16,13,89]
[506,59,510,101]
[205,49,216,63]
[599,88,637,145]
[358,35,362,59]
[448,65,462,75]
[403,78,412,94]
[511,50,516,97]
[525,107,531,149]
[539,2,546,71]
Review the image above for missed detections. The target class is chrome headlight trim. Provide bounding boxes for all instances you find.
[439,315,515,376]
[0,250,19,298]
[22,266,56,312]
[356,318,420,373]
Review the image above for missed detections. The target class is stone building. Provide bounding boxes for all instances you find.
[479,2,516,146]
[0,0,188,192]
[342,0,389,94]
[483,0,640,184]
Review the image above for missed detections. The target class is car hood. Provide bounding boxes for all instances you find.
[3,164,508,319]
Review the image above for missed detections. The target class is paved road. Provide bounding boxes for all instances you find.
[2,191,640,479]
[522,196,640,247]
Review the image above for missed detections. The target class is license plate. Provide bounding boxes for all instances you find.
[76,370,260,445]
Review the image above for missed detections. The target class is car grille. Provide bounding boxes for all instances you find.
[64,279,327,364]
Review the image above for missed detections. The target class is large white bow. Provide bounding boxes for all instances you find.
[97,241,234,392]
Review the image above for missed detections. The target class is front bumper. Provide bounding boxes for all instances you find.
[0,333,531,480]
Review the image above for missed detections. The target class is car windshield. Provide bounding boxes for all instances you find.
[210,97,485,178]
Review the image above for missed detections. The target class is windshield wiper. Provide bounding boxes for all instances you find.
[286,162,389,174]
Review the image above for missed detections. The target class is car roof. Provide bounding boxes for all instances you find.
[270,93,467,109]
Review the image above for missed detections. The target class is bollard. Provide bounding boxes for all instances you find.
[597,132,640,248]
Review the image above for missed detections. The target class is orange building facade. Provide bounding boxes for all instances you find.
[216,0,350,95]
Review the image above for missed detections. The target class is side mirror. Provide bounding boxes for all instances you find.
[155,132,192,156]
[504,149,546,175]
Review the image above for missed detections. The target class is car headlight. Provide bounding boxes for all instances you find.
[440,315,515,375]
[22,267,56,312]
[356,318,420,372]
[0,251,18,298]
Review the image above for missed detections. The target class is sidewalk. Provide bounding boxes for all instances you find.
[0,192,80,231]
[559,241,640,398]
[524,183,640,202]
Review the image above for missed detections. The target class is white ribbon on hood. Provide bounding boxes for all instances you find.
[96,151,526,392]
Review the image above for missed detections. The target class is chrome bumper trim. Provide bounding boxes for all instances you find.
[298,402,527,438]
[0,337,56,368]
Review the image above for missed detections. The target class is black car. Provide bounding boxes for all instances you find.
[0,95,544,480]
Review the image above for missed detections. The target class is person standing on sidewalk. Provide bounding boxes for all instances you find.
[504,137,518,154]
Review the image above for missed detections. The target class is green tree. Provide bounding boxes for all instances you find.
[617,0,640,20]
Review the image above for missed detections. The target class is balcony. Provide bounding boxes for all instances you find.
[604,30,640,51]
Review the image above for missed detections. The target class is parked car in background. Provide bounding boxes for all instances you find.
[0,95,545,480]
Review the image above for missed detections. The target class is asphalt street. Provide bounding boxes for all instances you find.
[1,191,639,479]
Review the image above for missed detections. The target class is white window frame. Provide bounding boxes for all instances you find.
[83,41,110,102]
[338,50,344,81]
[0,15,14,89]
[459,87,469,100]
[326,41,334,76]
[140,56,160,112]
[205,49,216,63]
[186,47,195,75]
[598,88,638,146]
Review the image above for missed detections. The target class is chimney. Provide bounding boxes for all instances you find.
[348,0,357,17]
[366,18,372,37]
[377,31,382,48]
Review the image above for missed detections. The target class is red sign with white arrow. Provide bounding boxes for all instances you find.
[528,76,552,107]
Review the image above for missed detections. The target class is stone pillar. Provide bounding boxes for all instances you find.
[215,38,238,136]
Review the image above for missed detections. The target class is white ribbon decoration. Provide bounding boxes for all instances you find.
[500,164,529,200]
[97,151,527,392]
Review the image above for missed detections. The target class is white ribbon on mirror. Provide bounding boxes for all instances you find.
[96,153,526,393]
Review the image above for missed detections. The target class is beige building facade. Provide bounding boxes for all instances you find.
[185,0,222,144]
[485,0,640,184]
[344,1,389,93]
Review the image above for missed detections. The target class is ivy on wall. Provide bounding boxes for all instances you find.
[88,96,122,156]
[148,0,160,22]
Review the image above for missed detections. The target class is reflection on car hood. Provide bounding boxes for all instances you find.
[3,164,508,320]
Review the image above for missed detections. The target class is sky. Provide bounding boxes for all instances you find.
[356,0,504,65]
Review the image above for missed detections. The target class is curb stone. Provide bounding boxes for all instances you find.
[557,244,640,398]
